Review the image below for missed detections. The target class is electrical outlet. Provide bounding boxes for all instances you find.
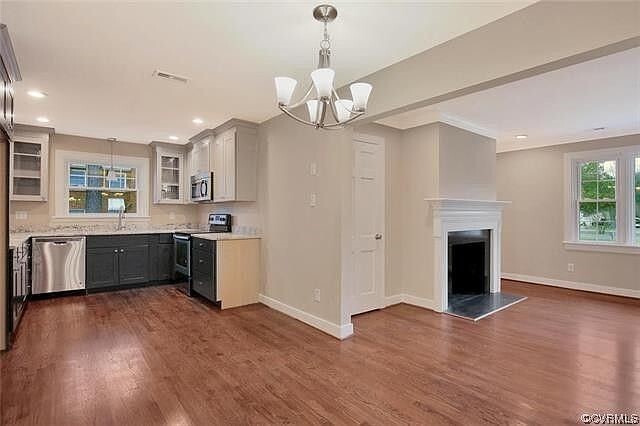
[567,263,575,272]
[309,192,317,207]
[169,212,176,221]
[313,288,321,302]
[309,162,318,176]
[15,211,27,220]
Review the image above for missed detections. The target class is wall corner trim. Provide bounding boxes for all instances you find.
[502,273,640,299]
[385,294,437,311]
[258,294,353,340]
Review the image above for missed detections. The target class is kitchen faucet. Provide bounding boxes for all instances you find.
[116,205,125,230]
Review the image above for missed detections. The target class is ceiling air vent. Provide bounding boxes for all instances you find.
[152,69,189,84]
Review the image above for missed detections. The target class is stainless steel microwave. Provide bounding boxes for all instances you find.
[191,172,213,202]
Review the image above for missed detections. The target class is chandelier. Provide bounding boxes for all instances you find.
[274,4,372,130]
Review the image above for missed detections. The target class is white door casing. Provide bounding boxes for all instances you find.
[351,134,385,316]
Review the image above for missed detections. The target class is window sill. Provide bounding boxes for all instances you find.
[563,241,640,254]
[51,216,151,224]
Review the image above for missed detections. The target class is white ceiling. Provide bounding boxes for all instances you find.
[3,1,532,144]
[377,47,640,152]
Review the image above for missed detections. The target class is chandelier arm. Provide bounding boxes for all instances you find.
[286,83,315,109]
[279,105,318,127]
[322,111,364,128]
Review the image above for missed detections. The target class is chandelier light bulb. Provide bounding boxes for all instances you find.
[306,100,320,124]
[334,99,353,122]
[350,83,372,111]
[311,68,335,98]
[274,77,298,106]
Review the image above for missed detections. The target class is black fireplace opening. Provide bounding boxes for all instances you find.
[447,230,490,297]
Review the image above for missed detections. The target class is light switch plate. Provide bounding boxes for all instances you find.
[309,193,317,207]
[309,162,318,176]
[15,211,27,220]
[169,212,176,221]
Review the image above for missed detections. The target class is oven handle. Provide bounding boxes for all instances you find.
[173,235,191,241]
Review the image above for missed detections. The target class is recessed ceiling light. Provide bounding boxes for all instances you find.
[515,134,528,139]
[28,90,47,98]
[36,116,50,123]
[169,135,179,141]
[593,127,606,131]
[192,118,203,124]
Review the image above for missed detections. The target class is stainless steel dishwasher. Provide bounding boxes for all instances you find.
[33,236,86,294]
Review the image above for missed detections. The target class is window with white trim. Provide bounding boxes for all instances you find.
[67,162,138,215]
[565,146,640,250]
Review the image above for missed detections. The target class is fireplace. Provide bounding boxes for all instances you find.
[448,230,491,296]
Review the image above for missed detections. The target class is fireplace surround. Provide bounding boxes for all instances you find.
[425,198,509,312]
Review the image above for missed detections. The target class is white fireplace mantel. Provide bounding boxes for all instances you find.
[425,198,510,312]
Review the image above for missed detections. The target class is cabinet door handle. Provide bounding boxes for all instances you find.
[114,249,118,253]
[120,249,124,253]
[199,259,204,264]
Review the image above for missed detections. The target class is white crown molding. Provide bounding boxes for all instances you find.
[502,273,640,299]
[258,294,353,340]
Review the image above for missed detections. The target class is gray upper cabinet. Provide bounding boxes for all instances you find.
[212,121,258,203]
[151,142,188,204]
[10,126,51,202]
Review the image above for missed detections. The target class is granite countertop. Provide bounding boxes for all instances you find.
[191,233,261,241]
[9,227,261,248]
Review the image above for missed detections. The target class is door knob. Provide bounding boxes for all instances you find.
[375,233,383,240]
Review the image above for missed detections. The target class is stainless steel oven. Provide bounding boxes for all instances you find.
[173,234,191,276]
[191,172,213,202]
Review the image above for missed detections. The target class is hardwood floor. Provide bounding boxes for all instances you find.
[1,280,639,425]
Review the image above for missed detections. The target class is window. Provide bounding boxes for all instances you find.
[636,157,640,243]
[565,146,640,252]
[67,163,138,215]
[578,160,616,241]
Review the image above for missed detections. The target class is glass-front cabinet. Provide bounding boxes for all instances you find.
[10,127,50,201]
[152,143,187,204]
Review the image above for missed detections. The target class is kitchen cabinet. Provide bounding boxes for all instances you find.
[187,130,213,177]
[151,143,187,204]
[10,126,51,202]
[211,121,258,202]
[190,237,260,309]
[0,24,21,137]
[150,234,174,282]
[7,240,29,342]
[86,235,151,290]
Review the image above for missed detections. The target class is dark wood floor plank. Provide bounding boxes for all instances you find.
[2,281,639,425]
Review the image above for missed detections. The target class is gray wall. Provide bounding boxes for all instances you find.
[497,134,640,292]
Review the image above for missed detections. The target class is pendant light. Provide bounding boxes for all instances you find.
[106,137,117,182]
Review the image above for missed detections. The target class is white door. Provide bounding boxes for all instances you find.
[351,135,385,316]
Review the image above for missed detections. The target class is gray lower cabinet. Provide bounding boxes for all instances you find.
[86,247,119,288]
[118,245,150,285]
[86,234,173,290]
[191,237,216,302]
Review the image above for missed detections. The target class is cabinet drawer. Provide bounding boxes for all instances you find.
[192,249,214,275]
[87,235,150,248]
[153,233,174,244]
[192,238,214,253]
[192,271,215,301]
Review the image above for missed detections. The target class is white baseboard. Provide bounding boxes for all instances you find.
[258,294,353,340]
[502,273,640,299]
[385,294,436,311]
